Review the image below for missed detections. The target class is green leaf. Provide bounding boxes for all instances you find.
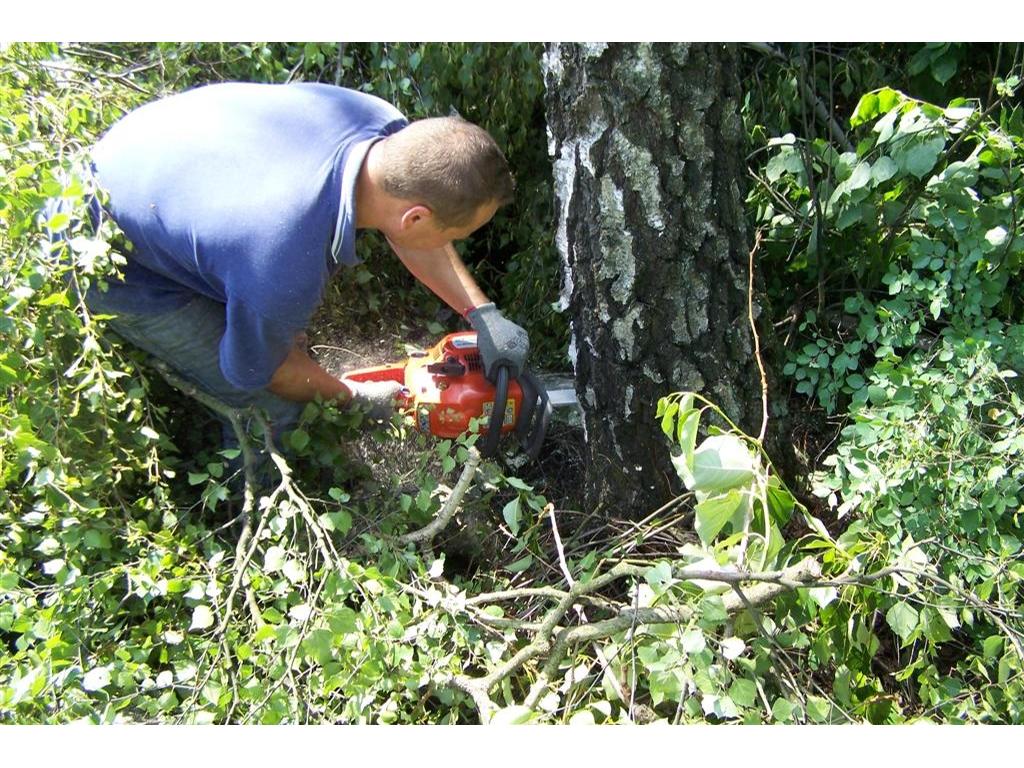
[876,88,901,113]
[931,53,957,85]
[505,476,533,492]
[263,546,286,573]
[694,489,745,545]
[691,435,757,495]
[82,667,111,692]
[885,601,919,643]
[808,586,838,609]
[644,561,674,594]
[847,161,872,191]
[944,105,975,121]
[301,629,334,663]
[0,363,20,386]
[660,400,679,438]
[282,559,305,584]
[851,92,880,127]
[772,697,795,723]
[985,226,1008,247]
[37,290,70,307]
[682,628,706,654]
[190,605,214,631]
[670,409,701,488]
[289,429,310,451]
[983,635,1005,660]
[900,137,946,179]
[506,554,533,573]
[874,109,900,144]
[806,696,831,723]
[699,595,729,625]
[502,497,521,536]
[325,510,352,535]
[920,607,953,644]
[871,156,898,185]
[568,710,595,725]
[327,607,359,635]
[139,426,160,441]
[489,705,535,724]
[729,678,757,708]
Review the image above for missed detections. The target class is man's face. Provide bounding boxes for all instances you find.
[388,200,499,251]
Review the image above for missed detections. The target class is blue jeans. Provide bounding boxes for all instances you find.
[85,289,304,448]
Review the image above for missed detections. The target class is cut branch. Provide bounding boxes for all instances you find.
[448,557,822,722]
[397,447,481,546]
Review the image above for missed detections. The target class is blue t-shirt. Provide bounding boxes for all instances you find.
[89,82,408,390]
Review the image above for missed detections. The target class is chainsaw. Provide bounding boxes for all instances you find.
[342,331,572,460]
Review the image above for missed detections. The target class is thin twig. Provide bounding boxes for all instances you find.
[748,229,769,444]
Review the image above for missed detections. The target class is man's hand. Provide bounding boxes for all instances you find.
[346,379,405,423]
[467,303,530,380]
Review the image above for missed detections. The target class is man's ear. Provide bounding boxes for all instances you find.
[399,204,433,230]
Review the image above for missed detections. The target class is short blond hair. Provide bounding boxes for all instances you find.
[376,117,515,227]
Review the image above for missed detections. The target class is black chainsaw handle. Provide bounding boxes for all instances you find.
[479,364,509,458]
[515,370,552,461]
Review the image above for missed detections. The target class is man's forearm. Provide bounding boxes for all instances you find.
[267,344,352,403]
[390,240,489,316]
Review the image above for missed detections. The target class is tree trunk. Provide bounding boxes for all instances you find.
[543,43,764,518]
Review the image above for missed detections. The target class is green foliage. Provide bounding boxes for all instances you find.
[749,78,1024,723]
[658,393,794,569]
[761,88,1023,412]
[741,43,1011,148]
[5,41,1023,726]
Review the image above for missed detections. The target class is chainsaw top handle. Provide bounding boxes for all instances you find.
[479,364,510,458]
[478,363,552,461]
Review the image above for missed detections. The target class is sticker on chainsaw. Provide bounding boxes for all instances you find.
[481,399,516,427]
[450,334,478,349]
[417,407,432,434]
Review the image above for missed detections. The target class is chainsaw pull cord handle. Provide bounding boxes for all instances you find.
[479,364,509,458]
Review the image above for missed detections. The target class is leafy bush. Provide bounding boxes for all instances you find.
[4,42,1023,725]
[750,84,1024,722]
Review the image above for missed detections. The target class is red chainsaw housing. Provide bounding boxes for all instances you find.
[342,332,521,439]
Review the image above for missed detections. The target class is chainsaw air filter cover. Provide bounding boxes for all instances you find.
[406,331,520,438]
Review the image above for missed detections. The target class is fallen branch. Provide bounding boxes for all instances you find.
[145,359,268,634]
[396,447,481,546]
[448,556,822,722]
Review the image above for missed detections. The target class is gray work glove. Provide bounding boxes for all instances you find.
[466,303,530,380]
[345,379,405,423]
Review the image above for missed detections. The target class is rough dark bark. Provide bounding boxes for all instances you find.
[543,43,765,518]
